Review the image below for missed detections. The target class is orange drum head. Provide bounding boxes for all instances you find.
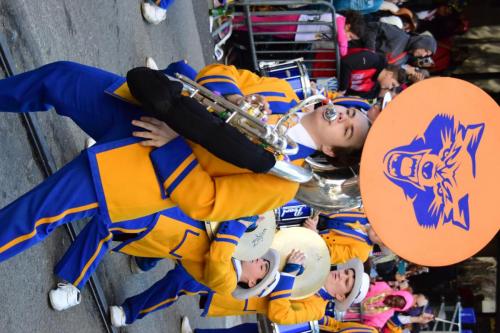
[360,77,500,266]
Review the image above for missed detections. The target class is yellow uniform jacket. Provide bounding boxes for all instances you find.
[319,211,374,264]
[203,273,326,324]
[196,64,300,114]
[93,72,310,224]
[204,280,376,332]
[114,206,247,295]
[87,136,300,223]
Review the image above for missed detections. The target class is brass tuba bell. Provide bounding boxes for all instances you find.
[295,156,363,213]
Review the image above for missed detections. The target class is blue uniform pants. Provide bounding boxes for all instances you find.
[121,264,210,324]
[53,213,158,289]
[158,0,175,10]
[163,60,198,80]
[0,61,146,262]
[0,154,98,262]
[0,61,143,143]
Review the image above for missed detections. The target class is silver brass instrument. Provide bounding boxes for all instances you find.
[173,73,327,183]
[295,156,363,213]
[172,74,362,213]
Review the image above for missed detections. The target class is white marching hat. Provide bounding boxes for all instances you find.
[232,248,281,300]
[335,258,370,311]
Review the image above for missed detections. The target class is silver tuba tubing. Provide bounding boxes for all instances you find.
[175,74,284,151]
[172,74,326,183]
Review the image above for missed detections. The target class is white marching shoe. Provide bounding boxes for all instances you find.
[181,316,193,333]
[141,1,167,25]
[145,57,159,70]
[49,282,81,311]
[110,305,127,327]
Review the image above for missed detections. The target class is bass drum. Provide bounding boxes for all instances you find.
[260,58,312,100]
[274,199,314,228]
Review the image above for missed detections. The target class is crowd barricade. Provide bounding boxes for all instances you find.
[231,0,340,82]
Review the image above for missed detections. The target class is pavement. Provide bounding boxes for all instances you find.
[0,1,252,332]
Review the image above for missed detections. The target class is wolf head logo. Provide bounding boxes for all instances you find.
[383,114,485,231]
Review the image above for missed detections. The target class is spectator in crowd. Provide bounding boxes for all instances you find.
[339,50,407,99]
[361,281,415,329]
[363,21,437,65]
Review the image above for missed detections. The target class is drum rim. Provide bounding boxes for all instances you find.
[259,58,312,99]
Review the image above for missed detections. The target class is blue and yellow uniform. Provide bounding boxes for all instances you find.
[319,211,374,264]
[115,216,249,324]
[53,206,214,290]
[0,61,304,262]
[204,277,376,332]
[382,314,406,333]
[54,205,251,324]
[0,61,370,263]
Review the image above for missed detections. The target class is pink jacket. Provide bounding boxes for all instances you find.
[361,282,414,329]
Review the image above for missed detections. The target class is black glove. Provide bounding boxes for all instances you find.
[126,67,275,173]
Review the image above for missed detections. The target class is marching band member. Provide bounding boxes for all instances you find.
[106,217,284,327]
[107,255,370,329]
[107,244,297,327]
[199,258,370,326]
[103,224,371,329]
[47,208,278,312]
[304,210,387,264]
[0,61,371,263]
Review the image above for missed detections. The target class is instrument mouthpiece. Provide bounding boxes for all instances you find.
[323,105,337,122]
